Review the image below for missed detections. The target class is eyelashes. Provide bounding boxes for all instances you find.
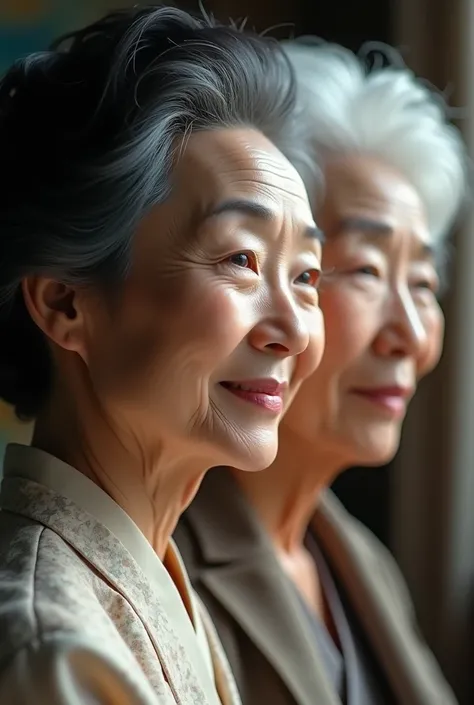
[294,268,322,289]
[222,252,322,290]
[225,252,258,274]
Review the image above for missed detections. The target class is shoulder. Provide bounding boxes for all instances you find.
[0,512,118,666]
[0,508,100,599]
[320,491,414,613]
[0,513,171,704]
[319,492,457,702]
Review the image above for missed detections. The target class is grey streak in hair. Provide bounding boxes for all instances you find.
[0,4,298,418]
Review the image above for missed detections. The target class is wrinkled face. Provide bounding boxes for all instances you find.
[68,129,324,471]
[282,153,444,467]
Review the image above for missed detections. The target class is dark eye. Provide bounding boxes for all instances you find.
[225,252,258,274]
[295,268,321,288]
[414,279,440,295]
[229,252,250,268]
[354,265,379,277]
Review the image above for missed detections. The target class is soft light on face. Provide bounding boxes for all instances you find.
[282,153,444,467]
[77,129,324,472]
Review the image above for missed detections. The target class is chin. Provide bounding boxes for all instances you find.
[190,400,279,472]
[352,439,401,467]
[229,442,277,473]
[213,426,278,473]
[337,418,402,468]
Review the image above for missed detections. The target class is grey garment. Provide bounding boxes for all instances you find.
[176,468,459,705]
[298,532,395,705]
[292,575,344,700]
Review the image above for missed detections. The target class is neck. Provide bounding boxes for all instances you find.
[234,424,343,555]
[33,390,205,560]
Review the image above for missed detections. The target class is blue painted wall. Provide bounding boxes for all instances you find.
[0,2,95,73]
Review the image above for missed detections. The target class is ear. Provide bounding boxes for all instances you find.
[22,276,89,362]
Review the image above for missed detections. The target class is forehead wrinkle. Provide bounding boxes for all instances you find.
[247,155,305,194]
[225,177,310,207]
[216,145,305,188]
[175,130,313,231]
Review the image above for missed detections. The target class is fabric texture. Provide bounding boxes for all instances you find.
[0,445,240,705]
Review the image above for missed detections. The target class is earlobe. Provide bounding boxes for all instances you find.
[21,277,87,357]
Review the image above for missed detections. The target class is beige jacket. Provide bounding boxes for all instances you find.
[175,468,457,705]
[0,445,240,705]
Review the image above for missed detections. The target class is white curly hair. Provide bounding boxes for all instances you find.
[281,39,469,244]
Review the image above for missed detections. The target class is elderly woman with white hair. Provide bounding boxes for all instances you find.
[175,40,468,705]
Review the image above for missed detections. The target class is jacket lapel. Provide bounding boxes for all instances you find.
[184,469,340,705]
[0,475,212,705]
[313,491,454,705]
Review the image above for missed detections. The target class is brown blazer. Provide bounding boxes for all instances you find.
[174,468,458,705]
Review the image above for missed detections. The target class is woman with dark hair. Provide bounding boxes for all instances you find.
[176,40,468,705]
[0,8,324,704]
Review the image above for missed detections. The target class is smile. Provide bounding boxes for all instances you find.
[219,379,286,414]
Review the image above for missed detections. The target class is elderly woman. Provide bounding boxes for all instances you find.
[175,40,468,705]
[0,11,325,705]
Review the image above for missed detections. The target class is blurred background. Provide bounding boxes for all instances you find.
[0,0,473,701]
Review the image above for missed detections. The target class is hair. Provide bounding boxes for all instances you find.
[281,38,469,247]
[0,4,299,420]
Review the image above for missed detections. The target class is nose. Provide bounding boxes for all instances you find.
[374,287,428,358]
[247,288,312,359]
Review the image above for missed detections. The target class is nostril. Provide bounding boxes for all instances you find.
[266,342,290,353]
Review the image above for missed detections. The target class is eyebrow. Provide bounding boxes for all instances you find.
[338,216,435,258]
[207,198,324,242]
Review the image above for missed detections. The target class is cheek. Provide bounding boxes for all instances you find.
[172,286,254,370]
[99,280,256,395]
[417,308,445,377]
[320,289,374,373]
[295,308,325,381]
[285,291,374,422]
[286,308,325,407]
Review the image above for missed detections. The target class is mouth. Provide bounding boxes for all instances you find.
[350,386,414,418]
[219,379,287,414]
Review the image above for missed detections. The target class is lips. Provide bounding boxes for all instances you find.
[219,378,287,414]
[352,386,413,399]
[350,386,414,417]
[220,379,286,395]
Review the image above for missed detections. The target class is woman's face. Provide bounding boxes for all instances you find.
[64,129,324,472]
[282,153,444,467]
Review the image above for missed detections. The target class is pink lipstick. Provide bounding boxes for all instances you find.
[220,378,286,414]
[351,386,413,418]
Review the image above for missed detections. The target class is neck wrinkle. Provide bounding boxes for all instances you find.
[33,388,207,561]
